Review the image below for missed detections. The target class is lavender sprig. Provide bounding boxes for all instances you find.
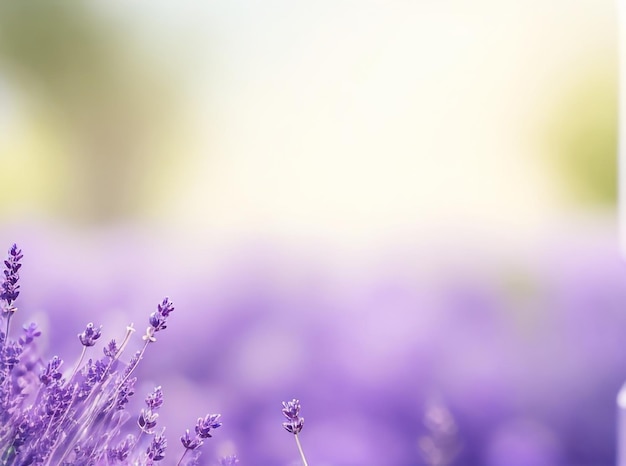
[282,399,308,466]
[177,413,222,466]
[146,428,167,464]
[1,244,22,307]
[0,244,22,351]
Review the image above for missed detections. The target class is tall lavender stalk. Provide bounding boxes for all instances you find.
[0,244,22,350]
[282,399,308,466]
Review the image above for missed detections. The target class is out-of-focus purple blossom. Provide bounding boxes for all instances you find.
[219,454,239,465]
[19,322,41,345]
[78,322,102,347]
[419,398,461,466]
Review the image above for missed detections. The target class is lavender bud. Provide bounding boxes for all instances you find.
[148,297,174,333]
[40,356,63,386]
[78,322,103,347]
[138,408,159,434]
[116,376,136,410]
[1,244,22,306]
[180,429,203,450]
[145,386,164,410]
[195,413,222,439]
[146,429,167,461]
[104,339,118,358]
[108,434,135,462]
[282,399,304,434]
[19,323,41,345]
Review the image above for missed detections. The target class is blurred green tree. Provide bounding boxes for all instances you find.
[0,1,182,223]
[542,67,617,207]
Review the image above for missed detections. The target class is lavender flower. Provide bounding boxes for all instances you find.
[196,413,222,439]
[1,244,22,307]
[138,407,160,434]
[78,322,103,347]
[281,399,304,435]
[146,385,164,410]
[146,428,167,463]
[177,414,222,466]
[145,297,175,342]
[180,429,203,450]
[1,245,22,351]
[138,387,163,434]
[281,399,308,466]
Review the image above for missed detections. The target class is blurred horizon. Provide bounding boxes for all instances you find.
[0,0,618,244]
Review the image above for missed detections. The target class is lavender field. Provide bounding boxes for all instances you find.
[0,217,622,465]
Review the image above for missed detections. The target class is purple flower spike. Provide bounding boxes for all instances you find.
[180,429,203,450]
[157,297,174,317]
[144,298,175,342]
[1,244,22,307]
[138,408,159,434]
[78,322,102,347]
[19,322,41,345]
[40,356,63,386]
[146,429,167,462]
[103,339,118,358]
[108,434,135,462]
[195,413,222,439]
[282,399,304,434]
[148,298,175,333]
[145,385,164,410]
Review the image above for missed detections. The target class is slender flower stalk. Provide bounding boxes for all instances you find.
[282,399,309,466]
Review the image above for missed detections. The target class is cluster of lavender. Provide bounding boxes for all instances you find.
[0,244,230,466]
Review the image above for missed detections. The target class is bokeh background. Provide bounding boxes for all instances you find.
[0,1,621,465]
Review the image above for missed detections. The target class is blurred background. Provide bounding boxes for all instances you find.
[0,0,621,464]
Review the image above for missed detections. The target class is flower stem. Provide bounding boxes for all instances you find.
[69,346,87,383]
[116,339,149,391]
[2,313,11,350]
[176,448,189,466]
[295,434,309,466]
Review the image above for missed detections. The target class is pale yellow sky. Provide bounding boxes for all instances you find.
[163,0,615,243]
[0,0,616,246]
